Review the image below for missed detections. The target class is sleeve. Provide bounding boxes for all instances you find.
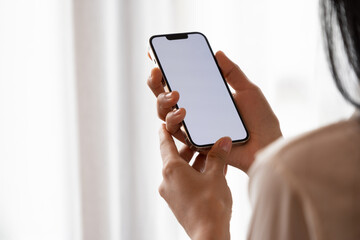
[247,159,310,240]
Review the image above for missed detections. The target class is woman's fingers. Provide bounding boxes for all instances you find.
[147,68,165,97]
[215,51,255,91]
[148,68,186,142]
[165,108,186,142]
[157,91,180,121]
[205,137,232,175]
[148,67,180,121]
[159,125,181,164]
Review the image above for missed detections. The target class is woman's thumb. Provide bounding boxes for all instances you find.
[205,137,232,174]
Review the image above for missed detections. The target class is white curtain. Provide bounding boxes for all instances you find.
[0,0,80,239]
[0,0,353,240]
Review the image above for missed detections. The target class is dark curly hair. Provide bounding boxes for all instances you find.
[321,0,360,109]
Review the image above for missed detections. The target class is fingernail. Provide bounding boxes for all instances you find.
[165,92,173,99]
[174,109,181,115]
[219,138,232,153]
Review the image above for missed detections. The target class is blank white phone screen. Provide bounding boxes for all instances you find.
[151,33,247,147]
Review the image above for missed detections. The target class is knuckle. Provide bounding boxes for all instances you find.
[146,75,153,88]
[225,63,240,78]
[242,84,262,95]
[165,112,177,126]
[234,63,241,71]
[147,76,158,90]
[158,182,166,198]
[150,68,160,80]
[164,112,172,123]
[157,100,168,121]
[162,161,180,178]
[162,163,174,178]
[157,93,169,108]
[152,67,162,77]
[157,93,166,104]
[252,85,262,93]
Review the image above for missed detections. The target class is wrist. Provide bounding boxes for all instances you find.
[191,221,230,240]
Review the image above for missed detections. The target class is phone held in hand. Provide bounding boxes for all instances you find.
[149,32,249,149]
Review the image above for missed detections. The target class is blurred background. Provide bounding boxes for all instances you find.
[0,0,354,239]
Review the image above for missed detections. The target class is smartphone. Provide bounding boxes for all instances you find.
[149,32,248,149]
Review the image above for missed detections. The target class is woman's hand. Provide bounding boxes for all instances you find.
[148,51,282,172]
[158,125,232,240]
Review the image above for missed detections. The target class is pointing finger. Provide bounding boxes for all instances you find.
[159,124,180,165]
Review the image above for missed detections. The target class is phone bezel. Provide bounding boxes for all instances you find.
[149,32,249,149]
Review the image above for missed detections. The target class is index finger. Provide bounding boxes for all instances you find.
[215,51,254,91]
[159,124,181,165]
[147,68,165,97]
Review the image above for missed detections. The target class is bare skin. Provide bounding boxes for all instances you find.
[159,125,232,240]
[148,51,282,239]
[148,51,282,172]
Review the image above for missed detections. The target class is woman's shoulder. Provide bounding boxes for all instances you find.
[249,113,360,179]
[248,113,360,239]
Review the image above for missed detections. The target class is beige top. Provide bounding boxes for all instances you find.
[248,113,360,240]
